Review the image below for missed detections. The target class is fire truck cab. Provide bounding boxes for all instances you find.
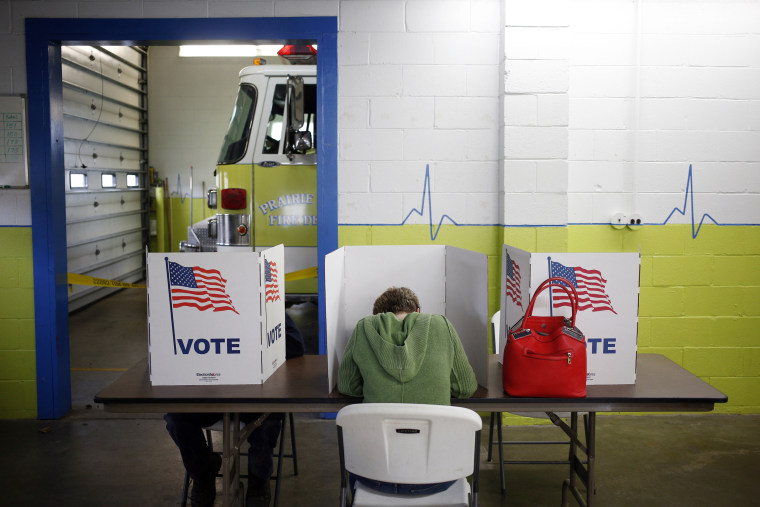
[183,57,317,296]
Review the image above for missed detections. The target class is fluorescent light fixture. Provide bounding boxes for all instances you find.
[179,45,285,57]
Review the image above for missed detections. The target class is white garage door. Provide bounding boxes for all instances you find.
[62,46,148,312]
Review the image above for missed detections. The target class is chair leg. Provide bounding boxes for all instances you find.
[487,412,495,462]
[205,429,214,452]
[180,470,190,506]
[272,414,287,507]
[288,412,299,476]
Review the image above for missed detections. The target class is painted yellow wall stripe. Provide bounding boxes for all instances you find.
[66,266,319,289]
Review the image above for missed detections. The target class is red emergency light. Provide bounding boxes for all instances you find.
[221,188,247,210]
[278,45,317,62]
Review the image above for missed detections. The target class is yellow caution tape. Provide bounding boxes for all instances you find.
[67,273,145,289]
[67,265,317,289]
[284,266,318,282]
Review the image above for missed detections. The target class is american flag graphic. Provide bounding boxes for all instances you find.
[549,259,616,314]
[505,253,523,309]
[264,259,281,303]
[168,261,238,314]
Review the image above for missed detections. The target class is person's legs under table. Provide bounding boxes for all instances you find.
[241,413,283,507]
[164,412,224,507]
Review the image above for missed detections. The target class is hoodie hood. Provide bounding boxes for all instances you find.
[361,312,431,383]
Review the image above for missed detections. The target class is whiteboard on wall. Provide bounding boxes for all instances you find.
[0,96,28,187]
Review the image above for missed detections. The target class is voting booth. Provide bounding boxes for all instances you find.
[499,245,640,385]
[326,245,489,391]
[147,245,286,386]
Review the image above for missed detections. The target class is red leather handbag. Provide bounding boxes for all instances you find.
[502,277,587,398]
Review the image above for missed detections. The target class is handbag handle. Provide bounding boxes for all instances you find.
[523,277,579,327]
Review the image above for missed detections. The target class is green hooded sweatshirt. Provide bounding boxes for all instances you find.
[337,312,478,405]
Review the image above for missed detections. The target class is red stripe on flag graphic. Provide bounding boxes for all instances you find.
[550,260,616,314]
[168,262,239,314]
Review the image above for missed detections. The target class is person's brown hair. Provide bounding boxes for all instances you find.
[372,287,420,315]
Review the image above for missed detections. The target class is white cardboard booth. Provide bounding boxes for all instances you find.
[147,245,286,386]
[499,245,640,385]
[326,245,489,392]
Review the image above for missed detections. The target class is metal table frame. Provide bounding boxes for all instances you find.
[95,354,727,507]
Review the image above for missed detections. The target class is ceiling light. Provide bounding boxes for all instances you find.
[178,45,284,57]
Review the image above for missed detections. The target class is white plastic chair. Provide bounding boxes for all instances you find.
[489,310,588,493]
[336,403,482,507]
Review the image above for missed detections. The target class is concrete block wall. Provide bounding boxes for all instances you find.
[566,0,760,227]
[0,190,33,418]
[501,0,760,415]
[503,0,569,226]
[1,0,759,417]
[337,0,503,228]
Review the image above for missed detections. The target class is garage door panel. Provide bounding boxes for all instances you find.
[62,46,142,85]
[65,193,143,222]
[102,45,144,68]
[62,65,141,107]
[62,89,142,133]
[64,117,141,149]
[66,214,143,245]
[64,45,148,312]
[64,141,142,173]
[67,236,144,272]
[67,232,142,263]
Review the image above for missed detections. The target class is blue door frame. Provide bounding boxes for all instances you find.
[25,17,338,419]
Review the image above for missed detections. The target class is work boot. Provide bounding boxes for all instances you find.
[190,453,222,507]
[246,475,271,507]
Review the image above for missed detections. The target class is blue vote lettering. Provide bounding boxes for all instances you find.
[586,338,616,354]
[176,338,241,355]
[267,323,282,347]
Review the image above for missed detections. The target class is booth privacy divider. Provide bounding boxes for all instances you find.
[325,245,489,392]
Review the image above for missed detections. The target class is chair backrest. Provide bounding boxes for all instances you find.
[336,403,482,485]
[491,310,501,353]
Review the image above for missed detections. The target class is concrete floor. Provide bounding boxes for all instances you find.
[1,288,758,506]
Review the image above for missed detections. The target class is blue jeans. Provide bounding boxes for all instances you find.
[164,412,283,479]
[350,473,455,495]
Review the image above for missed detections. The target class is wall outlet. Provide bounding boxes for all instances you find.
[628,214,643,231]
[611,213,627,229]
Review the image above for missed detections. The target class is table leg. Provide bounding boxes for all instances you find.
[586,413,596,507]
[221,413,269,507]
[497,413,505,493]
[222,412,231,507]
[565,412,579,506]
[559,411,596,507]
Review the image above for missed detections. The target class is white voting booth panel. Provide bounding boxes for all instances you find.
[499,245,640,385]
[147,245,286,386]
[326,245,489,392]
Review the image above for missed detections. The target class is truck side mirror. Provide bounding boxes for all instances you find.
[287,75,304,132]
[292,131,312,152]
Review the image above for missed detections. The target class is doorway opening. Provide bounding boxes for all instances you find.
[26,17,337,418]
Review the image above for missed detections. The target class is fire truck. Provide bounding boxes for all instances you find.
[181,46,317,296]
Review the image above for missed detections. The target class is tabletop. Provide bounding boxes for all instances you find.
[94,353,727,414]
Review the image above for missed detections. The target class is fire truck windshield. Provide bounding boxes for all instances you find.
[217,84,257,165]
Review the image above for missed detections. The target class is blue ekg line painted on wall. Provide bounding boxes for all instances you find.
[400,164,459,241]
[171,173,191,203]
[662,164,720,239]
[340,163,756,231]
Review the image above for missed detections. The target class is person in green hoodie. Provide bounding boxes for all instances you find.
[337,286,478,496]
[337,286,478,405]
